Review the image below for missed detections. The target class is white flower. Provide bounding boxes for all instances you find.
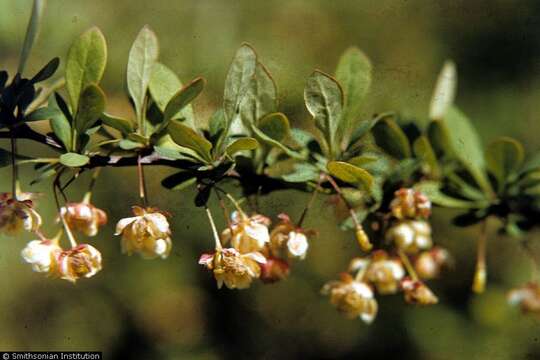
[287,231,309,259]
[57,244,102,282]
[21,240,62,274]
[386,220,433,254]
[221,211,270,253]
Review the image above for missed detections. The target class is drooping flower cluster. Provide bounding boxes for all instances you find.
[322,188,451,323]
[199,206,313,289]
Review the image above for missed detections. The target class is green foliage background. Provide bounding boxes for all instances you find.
[1,0,540,358]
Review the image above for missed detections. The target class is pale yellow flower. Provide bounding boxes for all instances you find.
[365,251,405,295]
[414,247,452,280]
[57,244,102,283]
[21,239,62,275]
[390,188,431,220]
[115,206,172,259]
[61,202,107,237]
[268,213,311,259]
[221,211,270,253]
[0,193,42,236]
[199,248,266,289]
[322,273,378,323]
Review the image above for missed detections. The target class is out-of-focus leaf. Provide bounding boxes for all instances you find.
[127,26,158,121]
[168,120,212,162]
[521,151,540,174]
[74,84,105,134]
[258,112,290,142]
[429,61,457,120]
[223,43,257,122]
[239,62,277,126]
[348,155,378,168]
[0,149,33,168]
[18,0,46,74]
[413,135,441,177]
[304,70,343,157]
[281,163,320,182]
[66,27,107,111]
[163,77,205,122]
[100,113,133,135]
[415,181,482,209]
[25,106,61,122]
[119,139,144,150]
[60,152,90,167]
[209,109,227,140]
[225,137,259,156]
[327,161,373,189]
[161,171,197,191]
[335,47,372,145]
[441,106,493,196]
[372,117,411,159]
[486,137,524,189]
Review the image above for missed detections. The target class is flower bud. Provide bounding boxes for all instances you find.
[472,266,486,294]
[199,248,266,289]
[57,244,102,283]
[322,273,378,323]
[115,206,172,259]
[259,256,290,283]
[0,193,42,236]
[21,239,62,275]
[221,211,270,253]
[507,283,540,315]
[401,277,438,305]
[365,251,405,295]
[386,220,432,254]
[414,247,452,280]
[287,231,309,259]
[355,226,373,252]
[390,188,431,220]
[61,202,107,237]
[268,213,312,260]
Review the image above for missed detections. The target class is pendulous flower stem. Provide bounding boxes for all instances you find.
[137,154,149,207]
[205,206,222,251]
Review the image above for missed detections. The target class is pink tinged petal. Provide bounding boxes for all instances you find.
[114,216,140,235]
[244,252,267,264]
[245,223,270,246]
[199,253,215,266]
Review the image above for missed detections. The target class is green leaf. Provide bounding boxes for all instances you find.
[415,181,482,209]
[18,0,46,75]
[304,70,343,157]
[441,106,493,196]
[168,120,212,162]
[327,161,373,189]
[281,163,320,183]
[49,95,72,151]
[413,135,441,177]
[60,153,90,168]
[25,106,61,122]
[372,117,411,159]
[66,27,107,112]
[0,148,32,168]
[163,77,205,122]
[486,136,524,188]
[335,47,372,145]
[226,137,259,156]
[223,43,257,122]
[161,171,197,191]
[75,84,106,134]
[119,139,145,150]
[101,113,134,134]
[429,61,457,120]
[127,26,159,122]
[149,62,195,127]
[239,62,277,127]
[258,112,290,142]
[522,151,540,174]
[30,57,60,84]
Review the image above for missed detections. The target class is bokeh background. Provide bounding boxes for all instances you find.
[1,0,540,359]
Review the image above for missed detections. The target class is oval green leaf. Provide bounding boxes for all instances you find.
[60,152,90,168]
[327,160,373,189]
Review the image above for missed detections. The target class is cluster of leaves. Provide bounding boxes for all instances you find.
[1,24,539,240]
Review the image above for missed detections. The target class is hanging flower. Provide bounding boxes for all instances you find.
[507,282,540,315]
[401,277,438,305]
[322,273,378,323]
[390,188,431,220]
[0,193,42,236]
[268,213,312,260]
[386,220,433,254]
[57,244,102,283]
[199,248,266,289]
[414,247,452,280]
[221,211,271,253]
[61,202,107,237]
[259,256,290,283]
[115,206,172,259]
[21,239,62,275]
[365,251,405,295]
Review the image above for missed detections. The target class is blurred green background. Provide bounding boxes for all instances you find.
[1,0,540,359]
